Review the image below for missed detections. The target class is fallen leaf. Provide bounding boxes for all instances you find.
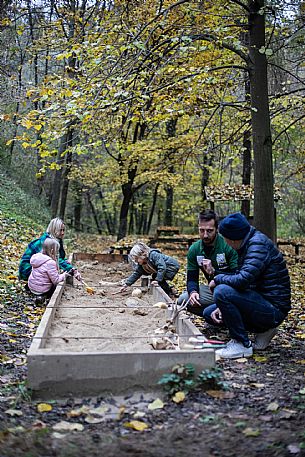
[67,405,91,417]
[172,391,186,403]
[243,427,260,437]
[298,388,305,395]
[52,421,84,432]
[5,409,23,417]
[31,420,47,429]
[85,415,104,424]
[7,426,25,434]
[52,432,67,439]
[133,411,146,418]
[287,444,301,454]
[37,403,52,413]
[253,355,268,362]
[258,415,273,422]
[88,405,109,416]
[148,398,164,410]
[249,383,265,388]
[124,420,149,431]
[235,357,249,363]
[117,405,126,420]
[266,401,279,412]
[206,390,235,399]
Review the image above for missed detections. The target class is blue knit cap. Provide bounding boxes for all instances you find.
[219,212,251,240]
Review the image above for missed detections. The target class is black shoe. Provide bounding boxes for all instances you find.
[34,295,45,306]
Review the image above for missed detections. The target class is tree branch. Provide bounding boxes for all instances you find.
[272,114,305,144]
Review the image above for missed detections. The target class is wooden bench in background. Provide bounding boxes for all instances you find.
[156,226,180,237]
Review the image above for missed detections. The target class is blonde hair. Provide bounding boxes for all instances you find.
[42,238,60,263]
[129,242,150,263]
[47,218,65,239]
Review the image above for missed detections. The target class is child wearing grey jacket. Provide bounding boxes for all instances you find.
[121,242,180,297]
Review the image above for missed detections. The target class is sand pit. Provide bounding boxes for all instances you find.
[44,260,169,352]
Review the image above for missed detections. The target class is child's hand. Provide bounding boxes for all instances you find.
[151,280,158,286]
[73,270,82,281]
[119,285,128,292]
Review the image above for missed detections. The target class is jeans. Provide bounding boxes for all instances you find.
[203,284,286,346]
[177,285,214,316]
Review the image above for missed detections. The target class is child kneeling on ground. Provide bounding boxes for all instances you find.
[28,238,68,305]
[120,242,180,297]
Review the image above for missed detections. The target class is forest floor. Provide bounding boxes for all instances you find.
[1,208,305,456]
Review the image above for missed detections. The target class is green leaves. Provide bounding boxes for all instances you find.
[158,364,228,397]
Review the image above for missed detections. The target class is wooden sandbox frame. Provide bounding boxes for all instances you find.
[27,253,215,397]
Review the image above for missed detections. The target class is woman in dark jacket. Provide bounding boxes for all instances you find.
[203,213,291,359]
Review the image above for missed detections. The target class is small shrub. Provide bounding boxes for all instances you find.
[158,364,228,396]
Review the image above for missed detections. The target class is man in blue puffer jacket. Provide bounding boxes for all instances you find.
[204,212,291,359]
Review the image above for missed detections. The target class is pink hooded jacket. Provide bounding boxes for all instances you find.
[28,253,66,294]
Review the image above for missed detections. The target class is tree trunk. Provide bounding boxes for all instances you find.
[201,154,212,208]
[87,191,102,234]
[241,128,251,218]
[146,184,159,235]
[248,0,276,241]
[164,184,173,226]
[117,183,133,241]
[98,190,115,234]
[59,132,73,219]
[73,184,82,232]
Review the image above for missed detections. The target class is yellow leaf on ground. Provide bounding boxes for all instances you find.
[172,391,186,403]
[37,403,53,413]
[243,427,260,437]
[124,420,149,431]
[253,355,268,362]
[148,398,164,410]
[67,405,91,417]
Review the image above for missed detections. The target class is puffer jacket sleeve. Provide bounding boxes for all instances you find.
[47,260,66,285]
[125,265,144,286]
[58,239,73,272]
[214,234,269,290]
[149,251,167,282]
[18,234,47,280]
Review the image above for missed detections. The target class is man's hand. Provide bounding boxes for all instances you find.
[211,307,222,324]
[119,284,128,293]
[201,259,215,276]
[208,279,216,291]
[189,291,201,306]
[150,280,158,286]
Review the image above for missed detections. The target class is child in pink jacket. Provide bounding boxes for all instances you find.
[28,238,68,304]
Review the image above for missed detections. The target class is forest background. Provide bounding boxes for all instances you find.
[0,0,304,241]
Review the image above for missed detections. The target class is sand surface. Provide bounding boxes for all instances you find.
[44,260,169,352]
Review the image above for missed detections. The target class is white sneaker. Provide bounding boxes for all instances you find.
[253,327,278,350]
[216,339,253,359]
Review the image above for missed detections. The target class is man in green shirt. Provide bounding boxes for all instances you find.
[177,210,238,316]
